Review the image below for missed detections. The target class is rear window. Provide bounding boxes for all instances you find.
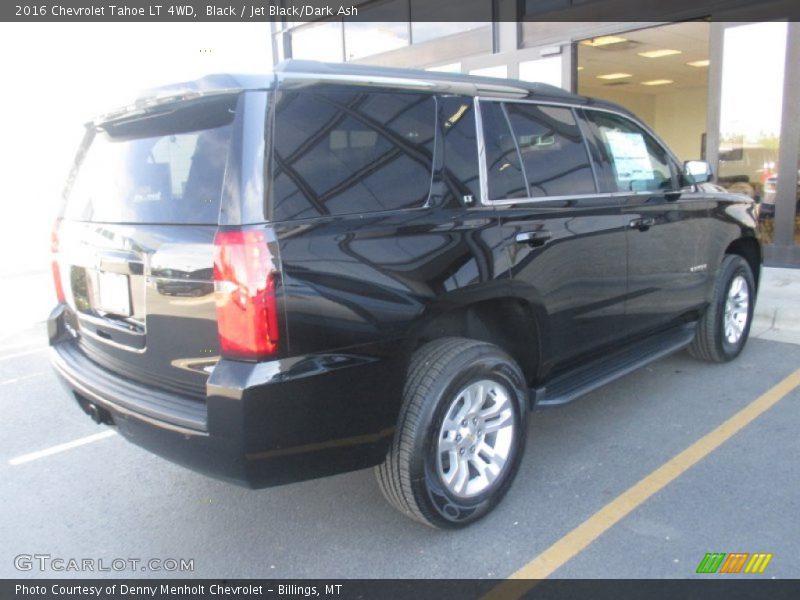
[65,96,236,224]
[271,90,436,221]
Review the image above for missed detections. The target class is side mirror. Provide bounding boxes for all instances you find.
[684,160,713,184]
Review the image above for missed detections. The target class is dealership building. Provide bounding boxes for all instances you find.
[271,0,800,266]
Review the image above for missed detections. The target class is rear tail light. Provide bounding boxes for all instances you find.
[51,218,65,303]
[213,229,280,360]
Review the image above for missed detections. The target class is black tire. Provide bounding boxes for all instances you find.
[375,337,528,529]
[688,254,756,363]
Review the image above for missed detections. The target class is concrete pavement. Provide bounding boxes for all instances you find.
[1,334,798,579]
[0,265,797,580]
[752,266,800,344]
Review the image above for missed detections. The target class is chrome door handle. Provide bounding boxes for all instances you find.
[515,230,552,247]
[629,217,656,231]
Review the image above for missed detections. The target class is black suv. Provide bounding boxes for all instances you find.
[50,61,760,528]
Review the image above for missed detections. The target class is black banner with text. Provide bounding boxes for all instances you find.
[4,579,800,600]
[3,0,800,22]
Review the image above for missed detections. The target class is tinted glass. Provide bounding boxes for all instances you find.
[480,101,527,200]
[505,103,595,197]
[586,111,675,193]
[439,96,480,203]
[66,97,235,224]
[272,91,435,221]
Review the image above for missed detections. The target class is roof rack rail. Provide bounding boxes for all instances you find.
[273,59,576,100]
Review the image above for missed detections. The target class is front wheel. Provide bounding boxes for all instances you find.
[689,254,756,363]
[376,338,528,528]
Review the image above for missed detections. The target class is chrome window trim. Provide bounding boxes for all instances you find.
[485,189,674,206]
[477,95,648,120]
[476,98,611,206]
[473,97,490,206]
[479,97,683,164]
[487,191,621,206]
[475,96,691,205]
[277,72,531,98]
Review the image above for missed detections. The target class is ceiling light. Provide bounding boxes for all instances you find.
[581,36,628,48]
[638,49,682,58]
[596,72,632,80]
[577,66,585,71]
[686,59,710,67]
[641,79,674,86]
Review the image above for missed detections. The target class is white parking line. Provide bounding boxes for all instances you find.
[8,430,117,466]
[1,372,46,385]
[0,348,47,362]
[0,341,47,353]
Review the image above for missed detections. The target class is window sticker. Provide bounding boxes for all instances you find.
[603,130,654,183]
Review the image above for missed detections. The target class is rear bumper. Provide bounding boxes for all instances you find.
[48,306,400,489]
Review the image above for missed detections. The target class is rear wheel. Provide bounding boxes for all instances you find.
[689,254,756,362]
[376,338,528,528]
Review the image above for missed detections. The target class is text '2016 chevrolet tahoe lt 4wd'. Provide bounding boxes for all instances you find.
[49,61,760,528]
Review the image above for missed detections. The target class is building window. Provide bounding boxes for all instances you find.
[717,21,787,234]
[410,22,487,45]
[470,65,508,79]
[343,0,409,60]
[290,21,344,62]
[521,0,572,17]
[409,0,490,43]
[426,62,462,73]
[344,22,409,60]
[519,56,563,88]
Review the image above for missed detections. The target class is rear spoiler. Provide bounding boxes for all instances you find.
[90,72,273,127]
[91,88,243,127]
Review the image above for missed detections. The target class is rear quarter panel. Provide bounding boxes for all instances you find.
[271,205,512,435]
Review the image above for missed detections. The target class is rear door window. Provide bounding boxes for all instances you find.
[505,103,595,197]
[65,95,235,224]
[439,96,480,203]
[479,101,528,201]
[271,91,436,221]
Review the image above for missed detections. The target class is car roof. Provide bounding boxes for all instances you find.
[97,60,633,124]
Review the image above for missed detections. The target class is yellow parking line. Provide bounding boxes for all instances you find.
[485,367,800,598]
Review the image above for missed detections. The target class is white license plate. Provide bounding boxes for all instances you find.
[94,271,132,316]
